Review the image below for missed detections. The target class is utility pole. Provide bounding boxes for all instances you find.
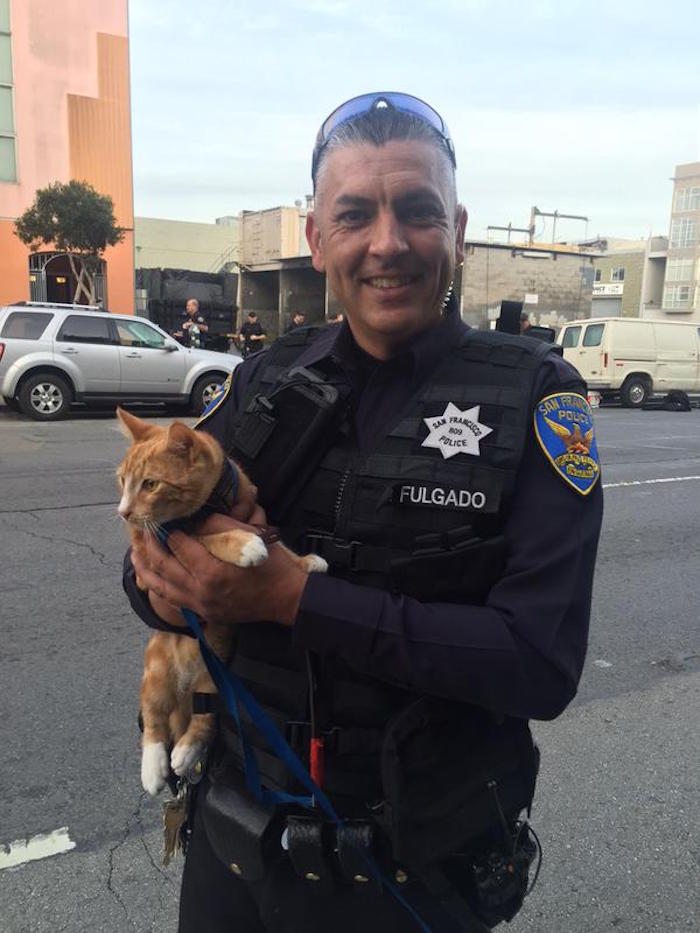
[487,223,532,244]
[529,206,589,245]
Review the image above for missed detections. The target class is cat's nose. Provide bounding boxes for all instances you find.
[118,500,132,520]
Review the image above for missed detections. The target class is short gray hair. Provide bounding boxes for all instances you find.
[313,109,457,207]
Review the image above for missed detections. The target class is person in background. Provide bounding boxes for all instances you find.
[327,311,344,324]
[285,311,306,333]
[174,298,209,349]
[238,311,267,357]
[520,310,531,334]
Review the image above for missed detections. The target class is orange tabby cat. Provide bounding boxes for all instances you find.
[116,407,326,796]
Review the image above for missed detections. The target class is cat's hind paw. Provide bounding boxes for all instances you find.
[171,740,204,778]
[141,742,169,796]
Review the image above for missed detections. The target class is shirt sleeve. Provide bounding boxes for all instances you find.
[294,359,603,721]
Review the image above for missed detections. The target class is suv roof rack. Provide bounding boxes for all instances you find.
[11,301,109,313]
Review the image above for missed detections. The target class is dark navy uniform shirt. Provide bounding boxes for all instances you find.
[123,310,603,721]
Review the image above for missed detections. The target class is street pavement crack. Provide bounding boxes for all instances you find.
[106,799,142,931]
[2,516,113,568]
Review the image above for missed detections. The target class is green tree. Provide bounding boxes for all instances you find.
[14,180,125,305]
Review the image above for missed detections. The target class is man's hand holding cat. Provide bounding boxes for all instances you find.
[131,513,307,629]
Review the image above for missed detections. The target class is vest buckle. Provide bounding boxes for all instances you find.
[306,534,362,571]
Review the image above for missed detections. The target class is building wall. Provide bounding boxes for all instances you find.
[134,217,240,272]
[592,251,645,317]
[461,242,596,328]
[662,161,700,320]
[240,205,309,265]
[0,0,133,311]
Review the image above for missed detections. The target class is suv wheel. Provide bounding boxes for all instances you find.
[190,374,226,416]
[19,373,72,421]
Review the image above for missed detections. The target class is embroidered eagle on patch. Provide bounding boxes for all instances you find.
[534,393,601,495]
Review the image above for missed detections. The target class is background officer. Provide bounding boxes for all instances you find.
[124,92,603,932]
[173,297,208,348]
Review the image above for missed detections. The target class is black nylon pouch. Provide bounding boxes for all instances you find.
[378,698,539,869]
[199,766,285,881]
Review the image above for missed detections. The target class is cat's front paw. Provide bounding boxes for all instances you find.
[171,740,204,778]
[235,534,268,568]
[301,554,328,574]
[141,742,169,795]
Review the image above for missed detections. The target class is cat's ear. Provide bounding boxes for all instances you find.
[116,407,157,442]
[167,421,195,456]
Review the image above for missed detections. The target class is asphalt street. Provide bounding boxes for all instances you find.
[0,402,698,933]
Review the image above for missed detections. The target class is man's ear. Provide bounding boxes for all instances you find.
[306,211,326,273]
[455,205,468,266]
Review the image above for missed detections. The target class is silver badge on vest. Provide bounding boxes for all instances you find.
[421,403,493,459]
[393,483,488,511]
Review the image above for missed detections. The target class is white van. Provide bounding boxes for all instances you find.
[558,318,700,407]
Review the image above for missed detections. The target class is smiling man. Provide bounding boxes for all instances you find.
[124,93,603,932]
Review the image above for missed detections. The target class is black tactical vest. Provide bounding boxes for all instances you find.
[216,325,554,846]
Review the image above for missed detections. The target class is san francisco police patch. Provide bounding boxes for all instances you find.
[534,392,600,496]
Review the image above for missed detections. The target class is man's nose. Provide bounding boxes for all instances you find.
[368,210,409,258]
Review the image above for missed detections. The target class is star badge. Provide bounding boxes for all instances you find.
[422,403,493,459]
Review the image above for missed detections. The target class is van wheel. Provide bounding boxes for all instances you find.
[621,376,650,408]
[19,373,72,420]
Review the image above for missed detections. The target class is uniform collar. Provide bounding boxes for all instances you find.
[295,310,469,385]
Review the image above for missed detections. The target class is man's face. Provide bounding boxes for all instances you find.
[186,300,199,316]
[307,140,466,352]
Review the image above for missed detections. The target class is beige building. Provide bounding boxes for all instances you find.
[239,199,312,265]
[134,216,240,272]
[588,237,667,318]
[461,240,597,329]
[660,162,700,320]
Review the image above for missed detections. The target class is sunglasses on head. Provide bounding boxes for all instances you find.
[311,92,456,181]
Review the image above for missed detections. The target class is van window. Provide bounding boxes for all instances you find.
[0,311,53,339]
[583,324,605,347]
[561,326,581,348]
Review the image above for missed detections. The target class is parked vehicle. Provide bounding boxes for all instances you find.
[558,317,700,408]
[0,302,241,421]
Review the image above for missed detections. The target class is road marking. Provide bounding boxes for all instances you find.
[0,827,75,870]
[603,475,700,489]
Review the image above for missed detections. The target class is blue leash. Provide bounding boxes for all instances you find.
[155,526,432,932]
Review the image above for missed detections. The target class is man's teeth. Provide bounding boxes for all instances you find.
[367,276,414,289]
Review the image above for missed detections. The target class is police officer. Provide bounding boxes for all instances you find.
[174,297,209,349]
[124,92,603,932]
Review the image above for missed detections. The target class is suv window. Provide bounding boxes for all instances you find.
[0,311,54,340]
[561,325,581,348]
[583,323,605,347]
[57,315,113,345]
[115,320,168,349]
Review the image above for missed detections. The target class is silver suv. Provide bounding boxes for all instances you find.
[0,302,241,421]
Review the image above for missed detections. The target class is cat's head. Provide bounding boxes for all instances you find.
[116,408,224,528]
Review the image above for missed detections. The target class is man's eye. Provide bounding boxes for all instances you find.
[337,210,368,225]
[405,205,438,222]
[142,479,159,491]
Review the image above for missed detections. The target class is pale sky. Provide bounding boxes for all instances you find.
[129,0,700,243]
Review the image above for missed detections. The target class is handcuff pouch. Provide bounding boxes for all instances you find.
[286,815,335,894]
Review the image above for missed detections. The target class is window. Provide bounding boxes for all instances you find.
[57,315,113,344]
[611,267,625,282]
[674,186,700,212]
[561,325,582,348]
[594,268,601,283]
[115,320,168,349]
[0,0,16,183]
[666,258,694,282]
[0,311,53,339]
[583,324,605,347]
[670,218,698,248]
[663,285,691,310]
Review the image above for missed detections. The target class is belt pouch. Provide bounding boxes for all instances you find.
[200,767,283,881]
[336,821,383,894]
[286,815,335,893]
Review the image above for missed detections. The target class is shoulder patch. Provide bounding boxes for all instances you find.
[534,392,600,495]
[195,371,234,428]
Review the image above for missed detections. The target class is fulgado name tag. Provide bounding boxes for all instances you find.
[393,483,487,511]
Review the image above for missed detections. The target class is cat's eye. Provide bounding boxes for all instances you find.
[142,478,159,491]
